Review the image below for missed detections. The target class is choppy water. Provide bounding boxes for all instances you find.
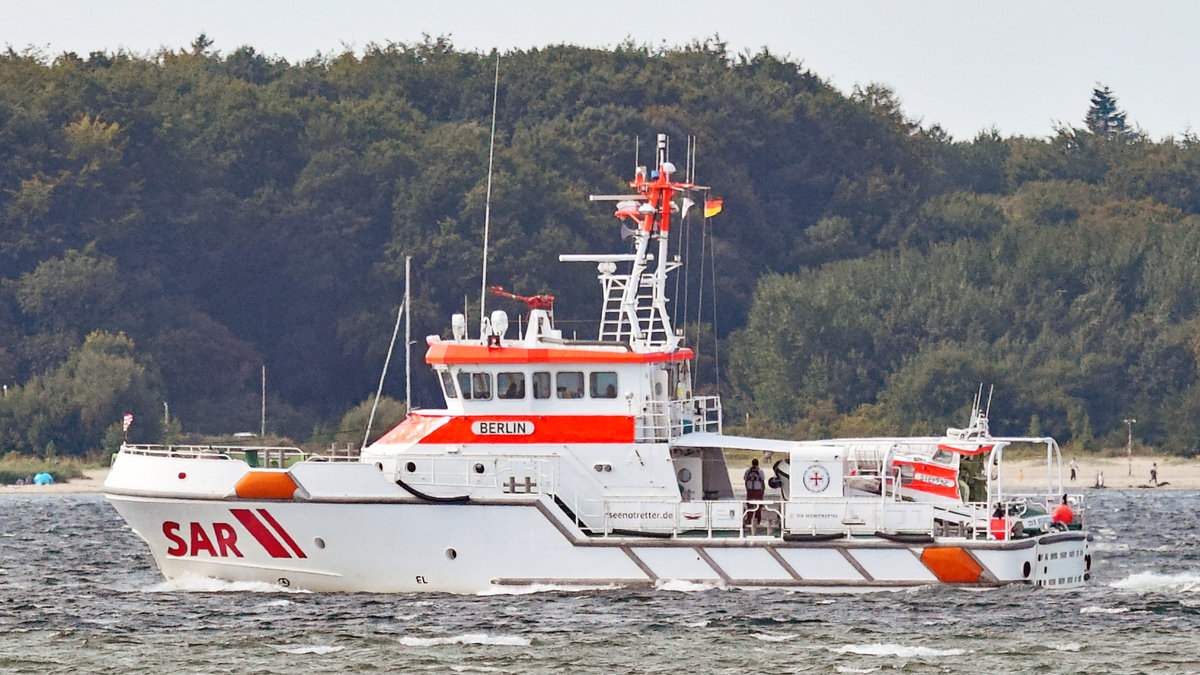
[1,490,1198,674]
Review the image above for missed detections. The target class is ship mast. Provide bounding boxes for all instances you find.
[576,133,698,351]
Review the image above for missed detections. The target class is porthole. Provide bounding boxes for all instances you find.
[375,462,383,472]
[446,548,457,560]
[1022,562,1031,578]
[474,463,485,474]
[406,461,416,472]
[314,538,326,549]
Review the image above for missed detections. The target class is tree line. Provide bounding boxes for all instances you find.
[2,36,1199,456]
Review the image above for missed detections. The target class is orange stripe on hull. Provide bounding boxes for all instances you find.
[375,414,452,445]
[234,471,298,500]
[920,547,984,583]
[377,414,635,445]
[425,342,693,365]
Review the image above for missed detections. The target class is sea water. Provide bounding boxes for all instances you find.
[1,489,1198,674]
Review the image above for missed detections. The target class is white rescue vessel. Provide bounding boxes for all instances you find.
[105,134,1091,592]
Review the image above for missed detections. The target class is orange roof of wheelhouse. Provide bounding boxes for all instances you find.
[425,342,694,365]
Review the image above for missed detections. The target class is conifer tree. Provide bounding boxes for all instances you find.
[1085,84,1128,138]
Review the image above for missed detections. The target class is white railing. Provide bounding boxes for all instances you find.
[577,497,953,540]
[119,443,315,468]
[635,395,722,442]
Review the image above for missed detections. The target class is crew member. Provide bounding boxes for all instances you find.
[743,458,766,529]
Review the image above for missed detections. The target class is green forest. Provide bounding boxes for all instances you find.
[3,35,1200,457]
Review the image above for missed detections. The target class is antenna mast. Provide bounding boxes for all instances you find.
[479,52,500,332]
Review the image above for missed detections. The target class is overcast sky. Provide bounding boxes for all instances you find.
[6,0,1199,141]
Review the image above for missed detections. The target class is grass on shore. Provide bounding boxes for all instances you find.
[0,453,92,485]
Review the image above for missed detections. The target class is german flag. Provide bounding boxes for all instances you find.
[704,198,723,218]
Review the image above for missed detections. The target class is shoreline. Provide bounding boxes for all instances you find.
[3,454,1196,495]
[0,468,110,495]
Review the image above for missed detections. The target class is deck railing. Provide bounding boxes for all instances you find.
[118,443,354,468]
[635,395,722,442]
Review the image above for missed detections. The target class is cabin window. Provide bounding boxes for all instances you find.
[532,371,551,399]
[457,371,492,400]
[556,371,584,399]
[439,370,458,399]
[590,371,618,398]
[498,372,525,399]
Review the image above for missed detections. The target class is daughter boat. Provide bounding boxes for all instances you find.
[105,134,1091,592]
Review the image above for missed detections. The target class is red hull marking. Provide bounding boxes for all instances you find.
[255,508,306,559]
[417,415,634,445]
[425,342,693,365]
[937,443,994,456]
[163,522,187,556]
[895,460,960,500]
[230,508,294,558]
[375,414,451,445]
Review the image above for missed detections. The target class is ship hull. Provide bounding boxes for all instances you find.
[106,491,1091,593]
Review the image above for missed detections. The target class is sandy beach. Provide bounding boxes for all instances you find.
[1000,454,1194,491]
[3,455,1196,495]
[0,468,110,495]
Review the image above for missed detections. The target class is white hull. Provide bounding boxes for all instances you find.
[105,452,1091,593]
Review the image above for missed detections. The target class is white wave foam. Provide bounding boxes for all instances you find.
[143,572,308,594]
[1051,642,1083,652]
[835,667,878,674]
[475,583,617,596]
[1080,606,1129,614]
[275,645,344,655]
[257,599,293,608]
[449,666,506,673]
[1111,571,1200,593]
[399,633,531,647]
[656,579,721,592]
[752,633,797,643]
[834,644,966,658]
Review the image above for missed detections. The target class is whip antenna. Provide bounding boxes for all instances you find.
[479,51,500,331]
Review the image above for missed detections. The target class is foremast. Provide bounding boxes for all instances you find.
[571,134,701,352]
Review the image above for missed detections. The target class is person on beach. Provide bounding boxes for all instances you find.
[1069,458,1077,482]
[743,458,765,529]
[1151,462,1158,486]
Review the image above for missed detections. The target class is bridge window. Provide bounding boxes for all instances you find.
[457,371,492,400]
[439,370,458,399]
[556,371,584,399]
[498,372,525,399]
[590,371,618,398]
[532,371,551,399]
